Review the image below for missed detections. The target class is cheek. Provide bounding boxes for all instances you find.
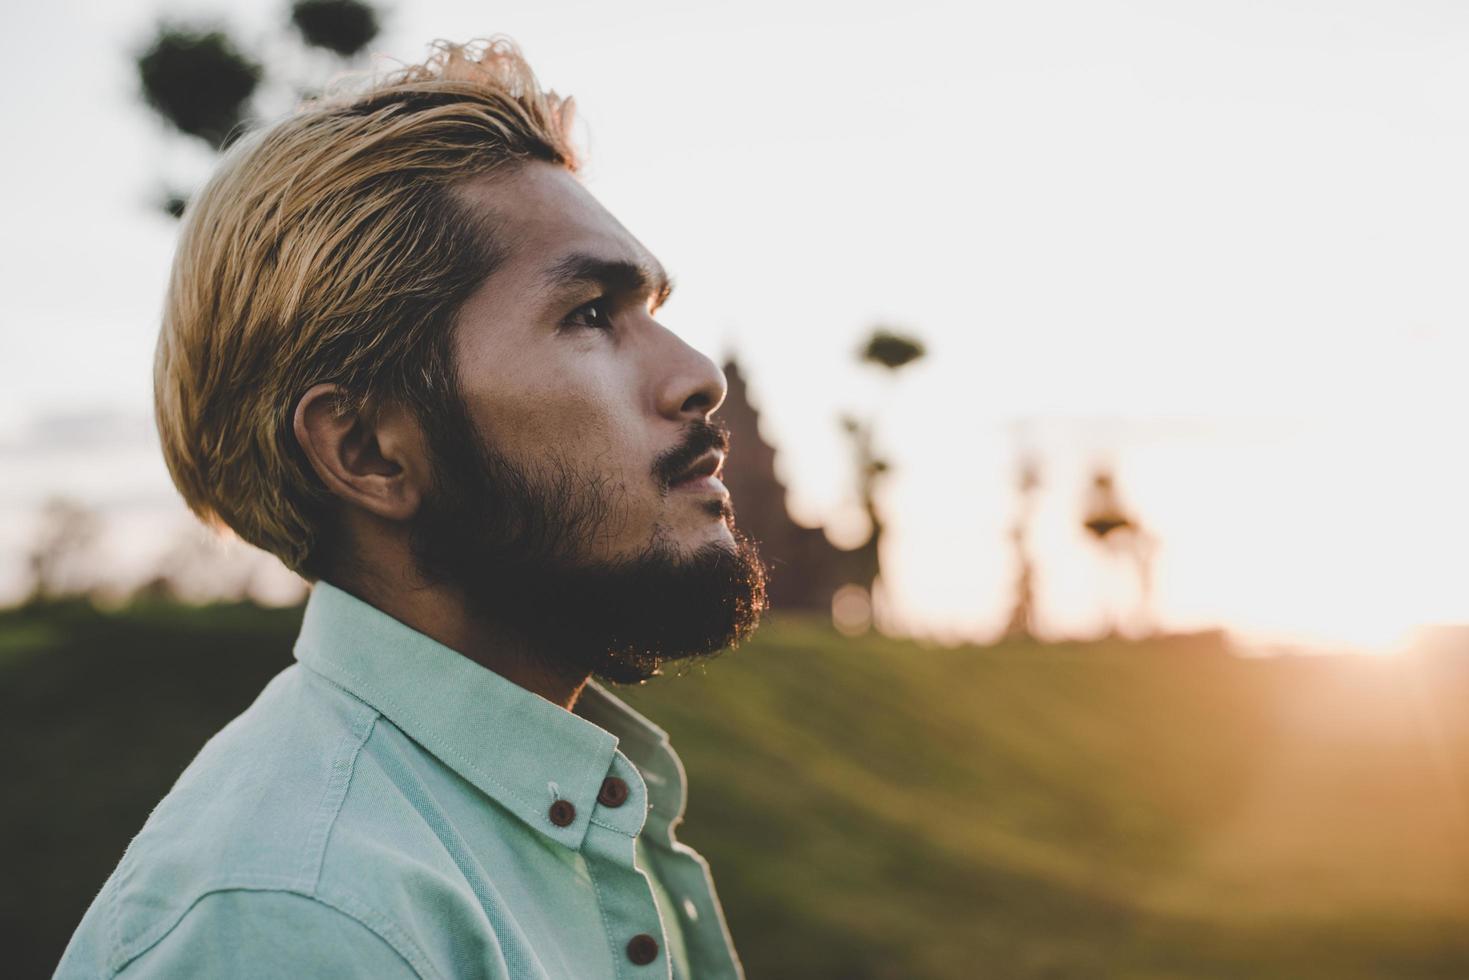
[457,337,647,489]
[478,381,628,478]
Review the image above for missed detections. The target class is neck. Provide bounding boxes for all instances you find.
[325,566,592,711]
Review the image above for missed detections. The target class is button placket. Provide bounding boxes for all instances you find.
[580,751,669,978]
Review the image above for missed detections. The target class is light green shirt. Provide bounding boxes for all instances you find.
[55,580,745,979]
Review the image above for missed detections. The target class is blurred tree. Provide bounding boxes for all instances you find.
[860,329,926,371]
[838,412,888,602]
[24,497,105,604]
[137,27,263,150]
[132,523,257,605]
[291,0,381,57]
[1003,452,1042,640]
[132,1,383,216]
[839,326,926,629]
[1082,465,1158,639]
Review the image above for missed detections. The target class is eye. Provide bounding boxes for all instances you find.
[564,297,613,331]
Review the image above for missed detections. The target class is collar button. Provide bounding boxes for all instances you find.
[597,776,630,808]
[548,799,576,827]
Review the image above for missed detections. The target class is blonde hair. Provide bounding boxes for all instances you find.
[154,36,578,582]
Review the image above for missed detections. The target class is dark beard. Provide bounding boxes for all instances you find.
[405,384,769,686]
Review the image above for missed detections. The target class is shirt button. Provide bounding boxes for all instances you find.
[597,776,630,808]
[548,799,576,827]
[626,933,660,965]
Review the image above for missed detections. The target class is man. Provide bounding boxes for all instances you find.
[56,35,769,980]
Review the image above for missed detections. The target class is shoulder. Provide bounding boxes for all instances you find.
[60,888,428,979]
[58,665,395,976]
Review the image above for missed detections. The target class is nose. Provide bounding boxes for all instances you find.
[656,331,727,422]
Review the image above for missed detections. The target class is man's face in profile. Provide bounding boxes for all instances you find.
[405,161,769,685]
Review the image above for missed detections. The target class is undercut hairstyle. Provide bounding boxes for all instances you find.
[153,36,579,582]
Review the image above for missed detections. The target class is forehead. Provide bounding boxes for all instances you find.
[451,161,660,285]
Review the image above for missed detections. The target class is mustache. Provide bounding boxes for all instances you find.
[656,417,730,489]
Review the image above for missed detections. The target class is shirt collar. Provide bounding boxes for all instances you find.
[292,579,687,851]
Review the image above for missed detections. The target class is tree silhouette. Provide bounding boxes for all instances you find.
[839,325,926,630]
[132,523,258,605]
[132,1,383,216]
[860,329,926,371]
[839,412,888,600]
[24,496,105,604]
[1003,452,1043,640]
[291,0,381,57]
[137,28,263,151]
[1081,465,1158,639]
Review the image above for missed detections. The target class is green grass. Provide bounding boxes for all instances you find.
[4,600,1466,978]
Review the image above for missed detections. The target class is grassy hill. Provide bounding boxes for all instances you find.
[4,599,1467,978]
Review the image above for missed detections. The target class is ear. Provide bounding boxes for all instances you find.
[293,383,427,522]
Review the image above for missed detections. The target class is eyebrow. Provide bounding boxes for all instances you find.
[539,252,676,311]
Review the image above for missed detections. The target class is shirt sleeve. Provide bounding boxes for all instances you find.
[112,889,423,979]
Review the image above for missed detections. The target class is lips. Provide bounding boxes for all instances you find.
[671,450,724,488]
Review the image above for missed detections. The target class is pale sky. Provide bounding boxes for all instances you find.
[3,0,1467,652]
